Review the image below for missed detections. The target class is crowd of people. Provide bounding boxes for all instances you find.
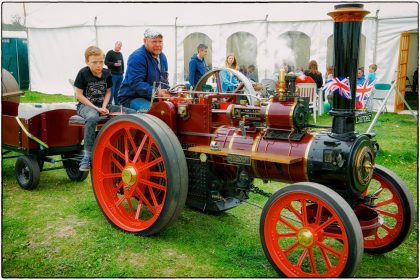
[74,27,389,171]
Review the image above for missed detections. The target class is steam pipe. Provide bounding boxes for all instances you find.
[328,4,369,137]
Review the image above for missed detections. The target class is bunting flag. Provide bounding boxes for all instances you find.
[356,79,375,105]
[323,77,351,100]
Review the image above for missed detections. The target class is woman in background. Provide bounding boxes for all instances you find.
[220,53,239,92]
[304,60,323,89]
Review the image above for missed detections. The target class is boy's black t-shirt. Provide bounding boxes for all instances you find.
[74,66,113,107]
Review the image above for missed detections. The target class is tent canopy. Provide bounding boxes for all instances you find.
[24,2,418,28]
[16,2,419,101]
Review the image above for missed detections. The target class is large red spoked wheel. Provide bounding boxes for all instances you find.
[362,165,415,254]
[260,183,363,277]
[91,114,188,236]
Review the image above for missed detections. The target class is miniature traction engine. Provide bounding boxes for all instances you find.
[89,4,414,277]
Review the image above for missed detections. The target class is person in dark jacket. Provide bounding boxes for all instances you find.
[105,41,124,105]
[304,60,323,89]
[118,29,171,111]
[188,44,208,89]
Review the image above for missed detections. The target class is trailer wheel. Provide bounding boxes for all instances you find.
[62,153,89,182]
[15,155,40,190]
[362,165,415,254]
[91,114,188,236]
[260,182,363,277]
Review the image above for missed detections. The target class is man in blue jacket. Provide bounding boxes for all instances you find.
[118,28,170,111]
[188,44,208,89]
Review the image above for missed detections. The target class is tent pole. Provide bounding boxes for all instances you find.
[373,9,380,63]
[15,39,21,88]
[264,14,269,79]
[174,17,178,85]
[94,16,98,46]
[23,2,30,90]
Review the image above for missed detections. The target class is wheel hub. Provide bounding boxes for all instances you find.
[121,166,137,186]
[297,228,314,247]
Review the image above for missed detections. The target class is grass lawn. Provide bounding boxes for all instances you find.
[2,91,418,277]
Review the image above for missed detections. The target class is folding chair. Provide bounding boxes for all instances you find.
[296,82,318,123]
[371,83,391,112]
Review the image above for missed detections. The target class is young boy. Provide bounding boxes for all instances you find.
[368,64,377,82]
[74,46,136,171]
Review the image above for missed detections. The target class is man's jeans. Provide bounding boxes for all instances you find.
[77,104,136,152]
[129,97,152,112]
[111,74,123,105]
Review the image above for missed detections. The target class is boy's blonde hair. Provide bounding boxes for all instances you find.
[84,46,104,62]
[369,64,378,72]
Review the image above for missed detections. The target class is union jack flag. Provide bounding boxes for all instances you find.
[356,79,375,104]
[323,77,351,100]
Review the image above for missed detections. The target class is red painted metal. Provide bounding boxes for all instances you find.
[362,171,405,249]
[263,191,350,277]
[92,118,168,232]
[2,108,83,150]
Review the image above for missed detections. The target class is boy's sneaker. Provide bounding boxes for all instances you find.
[79,156,90,171]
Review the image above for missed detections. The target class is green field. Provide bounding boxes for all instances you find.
[2,92,418,277]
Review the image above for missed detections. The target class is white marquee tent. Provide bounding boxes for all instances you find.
[16,2,419,100]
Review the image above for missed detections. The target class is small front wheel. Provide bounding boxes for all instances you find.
[260,182,363,277]
[15,155,40,190]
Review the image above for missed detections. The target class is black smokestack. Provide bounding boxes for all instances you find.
[328,4,369,137]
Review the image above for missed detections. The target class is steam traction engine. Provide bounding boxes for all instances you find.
[90,4,414,277]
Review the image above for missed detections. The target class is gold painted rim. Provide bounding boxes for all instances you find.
[251,134,262,178]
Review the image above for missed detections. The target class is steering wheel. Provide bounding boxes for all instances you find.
[194,68,259,105]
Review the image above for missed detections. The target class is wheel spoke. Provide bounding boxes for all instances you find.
[147,186,159,207]
[138,156,164,172]
[111,156,124,171]
[149,171,166,178]
[287,202,303,222]
[320,246,333,271]
[124,127,138,156]
[322,231,344,240]
[316,241,342,257]
[308,247,317,274]
[135,189,156,214]
[376,208,399,219]
[135,200,143,220]
[106,143,126,162]
[375,198,395,208]
[284,241,300,255]
[380,224,392,233]
[315,204,323,225]
[133,134,148,164]
[126,197,135,215]
[301,200,308,225]
[296,248,308,268]
[102,172,122,179]
[138,178,167,191]
[115,195,125,207]
[278,232,297,238]
[279,215,300,232]
[315,216,336,232]
[123,133,129,162]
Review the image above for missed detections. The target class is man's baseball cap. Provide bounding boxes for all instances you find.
[144,28,162,39]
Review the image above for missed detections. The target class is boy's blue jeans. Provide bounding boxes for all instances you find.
[77,104,136,153]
